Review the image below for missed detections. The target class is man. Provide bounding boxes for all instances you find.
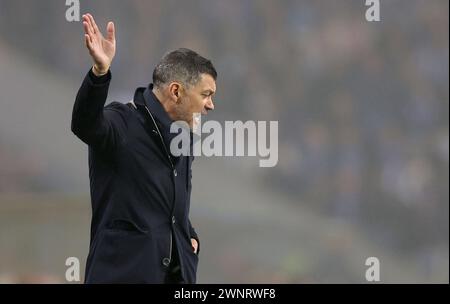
[71,13,217,283]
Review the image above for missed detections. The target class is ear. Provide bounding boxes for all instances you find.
[168,82,182,102]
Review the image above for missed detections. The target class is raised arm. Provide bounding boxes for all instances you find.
[71,14,126,150]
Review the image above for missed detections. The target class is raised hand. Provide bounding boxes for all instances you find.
[82,13,115,76]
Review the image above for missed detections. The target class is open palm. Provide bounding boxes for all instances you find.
[82,14,115,75]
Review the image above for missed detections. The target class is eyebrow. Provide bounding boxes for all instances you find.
[201,89,215,95]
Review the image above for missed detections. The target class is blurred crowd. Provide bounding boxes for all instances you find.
[0,0,448,263]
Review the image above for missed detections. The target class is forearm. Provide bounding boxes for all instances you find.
[71,68,111,143]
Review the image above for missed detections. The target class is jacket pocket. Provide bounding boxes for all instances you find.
[86,226,163,283]
[108,218,149,234]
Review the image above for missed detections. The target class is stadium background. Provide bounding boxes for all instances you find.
[0,0,448,283]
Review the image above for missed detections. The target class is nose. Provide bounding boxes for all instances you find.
[205,99,215,111]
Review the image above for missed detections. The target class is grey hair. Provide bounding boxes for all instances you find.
[152,48,217,89]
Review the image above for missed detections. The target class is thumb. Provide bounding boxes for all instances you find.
[106,21,115,42]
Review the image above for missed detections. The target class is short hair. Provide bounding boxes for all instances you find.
[152,48,217,89]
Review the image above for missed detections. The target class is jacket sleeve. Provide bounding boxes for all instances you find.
[71,68,128,151]
[187,155,200,253]
[189,219,200,254]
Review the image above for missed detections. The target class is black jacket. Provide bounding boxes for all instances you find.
[71,69,199,283]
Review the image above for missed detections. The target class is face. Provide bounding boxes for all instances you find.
[174,73,216,129]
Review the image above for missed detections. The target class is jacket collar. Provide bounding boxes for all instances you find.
[134,83,174,131]
[133,84,192,158]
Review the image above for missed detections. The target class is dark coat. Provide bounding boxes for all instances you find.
[71,69,199,283]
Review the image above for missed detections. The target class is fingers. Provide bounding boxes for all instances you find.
[83,16,94,53]
[84,34,93,51]
[82,19,93,36]
[106,21,115,43]
[86,13,100,35]
[82,14,97,38]
[191,238,198,253]
[83,21,97,50]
